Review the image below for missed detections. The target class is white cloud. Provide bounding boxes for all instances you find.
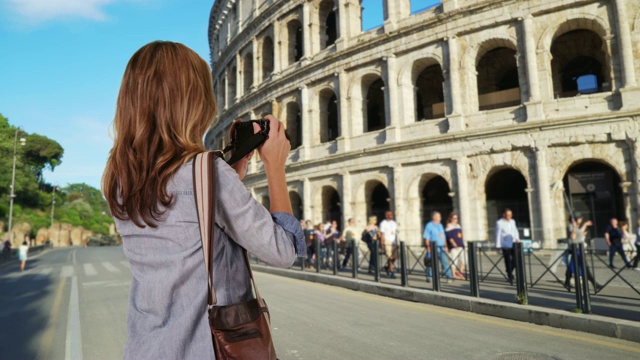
[4,0,117,22]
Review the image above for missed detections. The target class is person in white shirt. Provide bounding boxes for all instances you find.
[18,240,29,272]
[495,208,520,285]
[380,211,398,278]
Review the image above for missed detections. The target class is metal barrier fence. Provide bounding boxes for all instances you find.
[251,239,640,315]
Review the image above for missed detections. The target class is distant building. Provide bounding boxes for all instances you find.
[206,0,640,248]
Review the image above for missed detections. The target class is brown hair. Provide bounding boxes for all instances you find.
[446,211,459,224]
[102,41,217,227]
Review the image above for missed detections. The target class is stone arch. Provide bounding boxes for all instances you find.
[285,18,304,65]
[365,180,391,224]
[319,0,338,50]
[289,190,304,220]
[284,100,302,149]
[396,52,444,123]
[412,58,445,120]
[242,52,253,94]
[261,36,274,81]
[419,175,454,228]
[537,14,611,52]
[311,180,341,225]
[361,73,386,132]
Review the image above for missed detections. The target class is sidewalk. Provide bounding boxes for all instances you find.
[252,264,640,343]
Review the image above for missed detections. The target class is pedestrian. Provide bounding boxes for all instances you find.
[340,218,357,270]
[380,211,399,278]
[304,220,316,269]
[564,213,599,291]
[604,218,632,269]
[325,220,340,268]
[620,221,635,262]
[445,212,466,279]
[423,211,453,283]
[633,219,640,271]
[18,240,29,272]
[102,41,304,359]
[2,240,11,261]
[362,216,380,274]
[495,208,520,285]
[315,224,327,269]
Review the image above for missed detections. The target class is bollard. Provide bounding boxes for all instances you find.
[400,241,408,287]
[316,239,321,273]
[571,244,583,312]
[373,240,380,282]
[578,243,591,314]
[430,241,441,292]
[333,241,339,275]
[352,240,358,279]
[467,242,480,297]
[514,242,528,304]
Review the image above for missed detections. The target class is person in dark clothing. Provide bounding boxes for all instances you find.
[604,218,631,269]
[340,218,356,270]
[304,220,316,269]
[363,216,380,274]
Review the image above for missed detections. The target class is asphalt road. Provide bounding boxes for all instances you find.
[0,247,638,360]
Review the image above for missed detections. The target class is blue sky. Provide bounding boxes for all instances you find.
[0,0,438,190]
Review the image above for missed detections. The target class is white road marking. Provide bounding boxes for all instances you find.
[60,265,74,278]
[64,276,83,360]
[83,263,97,276]
[101,262,121,273]
[72,250,77,266]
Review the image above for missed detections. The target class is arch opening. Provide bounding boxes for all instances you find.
[243,53,253,94]
[485,168,530,239]
[477,47,521,111]
[364,77,386,132]
[285,101,302,149]
[287,20,304,65]
[320,89,339,142]
[228,66,237,103]
[366,181,390,225]
[261,37,274,81]
[289,191,303,220]
[319,0,338,50]
[420,176,453,228]
[551,29,610,98]
[415,64,445,121]
[562,161,624,237]
[321,186,341,229]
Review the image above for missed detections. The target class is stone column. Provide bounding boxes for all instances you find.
[252,37,260,89]
[384,54,401,142]
[302,1,312,60]
[236,53,243,98]
[614,0,639,109]
[445,36,464,131]
[303,177,312,221]
[337,0,362,50]
[383,0,410,32]
[455,157,472,241]
[338,71,351,152]
[535,147,554,248]
[392,166,408,244]
[273,20,282,74]
[522,15,544,121]
[341,172,353,226]
[271,99,279,118]
[223,69,230,110]
[300,85,311,160]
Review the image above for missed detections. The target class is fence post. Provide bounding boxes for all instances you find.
[373,240,380,282]
[430,241,441,292]
[578,242,591,314]
[514,242,528,304]
[316,238,321,273]
[570,244,583,311]
[333,241,339,275]
[400,241,408,287]
[468,242,480,297]
[352,240,358,279]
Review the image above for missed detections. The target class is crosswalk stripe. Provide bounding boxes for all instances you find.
[61,265,74,278]
[120,261,130,268]
[83,263,97,276]
[101,262,121,273]
[34,267,53,280]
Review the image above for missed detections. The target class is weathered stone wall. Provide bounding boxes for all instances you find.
[1,222,93,247]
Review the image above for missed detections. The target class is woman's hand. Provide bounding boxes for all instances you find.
[258,115,290,173]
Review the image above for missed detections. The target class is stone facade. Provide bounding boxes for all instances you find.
[207,0,640,248]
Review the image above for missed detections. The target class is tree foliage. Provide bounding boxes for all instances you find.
[0,114,112,235]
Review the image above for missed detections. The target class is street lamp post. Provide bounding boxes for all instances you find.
[7,129,26,245]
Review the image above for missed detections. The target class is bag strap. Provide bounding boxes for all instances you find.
[192,152,267,309]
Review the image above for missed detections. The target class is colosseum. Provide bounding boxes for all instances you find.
[205,0,640,248]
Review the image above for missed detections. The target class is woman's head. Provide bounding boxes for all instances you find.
[368,216,377,226]
[22,241,27,246]
[447,211,459,224]
[103,41,217,227]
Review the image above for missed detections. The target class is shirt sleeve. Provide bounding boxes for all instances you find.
[423,224,429,240]
[214,158,298,267]
[271,212,306,257]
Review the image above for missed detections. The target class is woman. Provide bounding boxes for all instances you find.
[314,224,326,268]
[445,212,465,279]
[620,221,634,263]
[363,216,380,274]
[633,220,640,270]
[102,41,304,360]
[18,240,29,272]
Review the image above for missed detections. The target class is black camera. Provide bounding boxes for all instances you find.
[222,119,270,165]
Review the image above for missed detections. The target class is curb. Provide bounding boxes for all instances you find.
[253,265,640,343]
